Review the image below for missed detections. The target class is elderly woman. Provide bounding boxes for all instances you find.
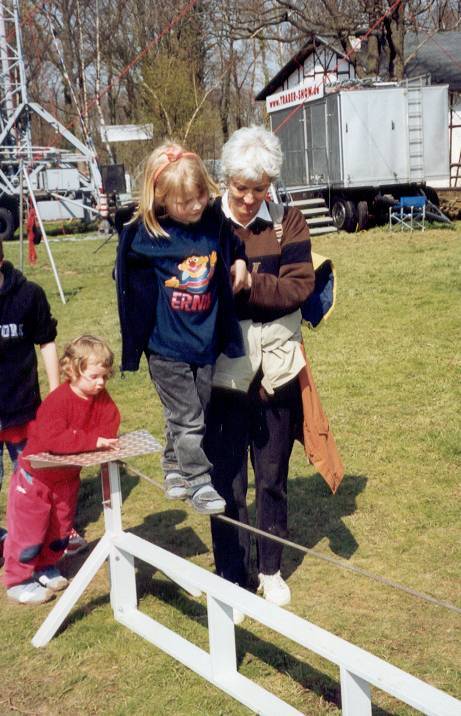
[204,126,315,615]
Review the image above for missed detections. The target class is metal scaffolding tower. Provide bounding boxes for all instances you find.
[0,0,31,153]
[0,0,103,249]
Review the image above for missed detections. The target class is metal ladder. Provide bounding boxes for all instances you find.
[406,80,425,181]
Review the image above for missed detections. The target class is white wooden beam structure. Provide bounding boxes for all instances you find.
[32,457,461,716]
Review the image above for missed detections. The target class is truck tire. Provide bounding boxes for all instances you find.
[331,197,357,232]
[0,207,15,241]
[357,200,369,230]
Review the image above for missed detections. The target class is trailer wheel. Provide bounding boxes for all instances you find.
[0,207,15,241]
[357,200,369,231]
[331,197,357,232]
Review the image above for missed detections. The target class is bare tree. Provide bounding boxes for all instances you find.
[16,0,306,167]
[229,0,449,80]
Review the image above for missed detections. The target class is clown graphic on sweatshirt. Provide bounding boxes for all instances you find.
[165,251,216,294]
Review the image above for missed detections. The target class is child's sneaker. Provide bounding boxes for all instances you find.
[35,566,68,591]
[257,571,291,607]
[189,483,226,515]
[164,472,188,500]
[63,528,88,557]
[7,580,54,604]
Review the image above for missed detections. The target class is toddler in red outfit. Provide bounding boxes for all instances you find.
[3,335,120,604]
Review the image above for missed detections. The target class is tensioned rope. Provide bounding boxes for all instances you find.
[406,15,461,73]
[15,0,459,612]
[43,0,200,149]
[43,7,94,150]
[124,463,461,617]
[2,0,201,152]
[272,0,404,136]
[22,0,401,147]
[17,0,458,152]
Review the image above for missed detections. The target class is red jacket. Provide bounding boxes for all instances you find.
[21,382,120,485]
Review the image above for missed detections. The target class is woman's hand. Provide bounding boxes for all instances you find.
[231,259,252,293]
[96,436,120,450]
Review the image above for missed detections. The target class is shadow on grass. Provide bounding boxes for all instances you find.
[62,286,84,302]
[64,469,367,602]
[286,472,367,577]
[245,472,368,581]
[54,496,398,715]
[129,509,208,559]
[70,469,367,586]
[129,509,209,599]
[54,592,111,635]
[60,507,208,607]
[141,579,396,716]
[235,625,396,716]
[55,472,384,711]
[53,565,394,715]
[73,466,140,535]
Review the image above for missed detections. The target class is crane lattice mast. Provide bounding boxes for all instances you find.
[0,0,103,240]
[0,0,31,155]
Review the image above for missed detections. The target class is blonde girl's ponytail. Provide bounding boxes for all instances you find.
[132,142,218,238]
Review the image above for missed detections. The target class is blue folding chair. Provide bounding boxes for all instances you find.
[389,196,426,231]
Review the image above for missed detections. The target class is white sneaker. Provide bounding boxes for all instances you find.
[35,567,69,592]
[257,571,291,607]
[7,580,54,604]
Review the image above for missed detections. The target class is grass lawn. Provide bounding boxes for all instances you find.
[0,223,460,715]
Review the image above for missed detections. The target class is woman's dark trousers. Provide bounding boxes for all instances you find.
[205,376,302,586]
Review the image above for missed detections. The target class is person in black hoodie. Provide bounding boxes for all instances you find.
[0,240,59,566]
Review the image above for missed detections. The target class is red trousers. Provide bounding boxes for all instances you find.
[3,467,80,587]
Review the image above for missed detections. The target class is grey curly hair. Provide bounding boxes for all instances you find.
[220,126,283,184]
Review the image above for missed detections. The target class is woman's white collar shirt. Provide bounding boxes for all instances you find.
[221,190,272,229]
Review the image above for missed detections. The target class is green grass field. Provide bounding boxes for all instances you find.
[0,224,460,715]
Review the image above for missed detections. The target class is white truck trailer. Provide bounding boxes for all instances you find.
[268,82,450,231]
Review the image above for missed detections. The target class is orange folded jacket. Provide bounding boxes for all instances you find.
[298,344,344,493]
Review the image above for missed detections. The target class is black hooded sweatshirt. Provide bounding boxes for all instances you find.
[0,261,57,431]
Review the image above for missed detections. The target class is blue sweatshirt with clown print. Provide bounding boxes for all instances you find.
[115,203,246,370]
[132,219,220,364]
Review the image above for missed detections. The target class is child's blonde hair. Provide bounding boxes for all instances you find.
[60,335,115,382]
[133,142,218,238]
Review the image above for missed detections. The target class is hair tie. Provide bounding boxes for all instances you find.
[153,149,198,186]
